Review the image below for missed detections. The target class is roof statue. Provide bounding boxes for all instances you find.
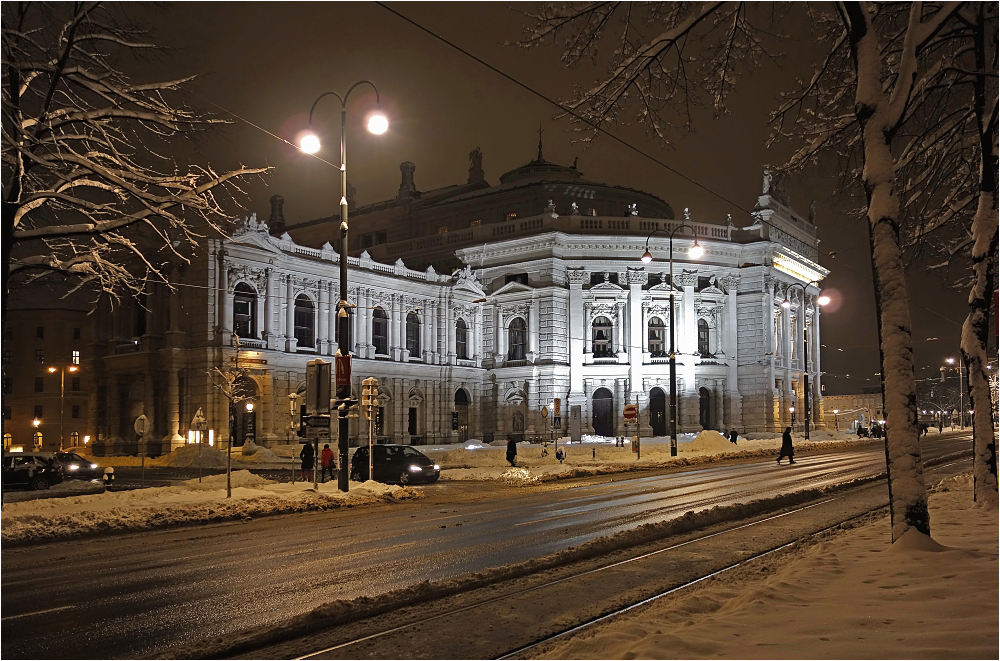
[537,125,544,161]
[571,201,580,215]
[762,166,772,195]
[468,147,484,183]
[808,199,817,224]
[683,207,691,221]
[628,203,638,216]
[545,199,558,218]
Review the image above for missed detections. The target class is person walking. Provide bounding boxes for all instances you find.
[506,438,518,467]
[777,427,795,464]
[729,429,739,445]
[320,443,335,483]
[299,441,315,482]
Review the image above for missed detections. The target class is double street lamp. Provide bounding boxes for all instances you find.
[47,364,79,448]
[942,357,967,428]
[300,81,388,492]
[780,281,830,440]
[640,224,703,456]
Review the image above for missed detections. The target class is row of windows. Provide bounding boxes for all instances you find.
[3,431,83,447]
[589,317,712,358]
[24,350,81,364]
[33,327,82,340]
[234,284,473,360]
[0,404,81,420]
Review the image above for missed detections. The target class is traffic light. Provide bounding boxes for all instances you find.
[361,377,379,420]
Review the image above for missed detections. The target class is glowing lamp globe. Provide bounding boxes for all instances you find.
[640,249,653,264]
[817,294,831,306]
[300,133,321,154]
[367,113,389,135]
[688,241,704,259]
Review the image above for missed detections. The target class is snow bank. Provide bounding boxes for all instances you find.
[0,470,419,545]
[499,467,540,486]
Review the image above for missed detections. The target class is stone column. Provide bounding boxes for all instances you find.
[163,364,185,451]
[723,274,742,429]
[318,281,330,355]
[812,301,824,427]
[473,304,483,366]
[715,378,725,431]
[285,275,298,352]
[219,258,232,339]
[446,302,457,364]
[391,294,402,360]
[676,273,699,431]
[528,298,539,361]
[628,271,647,402]
[567,269,587,403]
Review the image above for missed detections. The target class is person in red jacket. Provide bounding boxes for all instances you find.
[320,443,335,483]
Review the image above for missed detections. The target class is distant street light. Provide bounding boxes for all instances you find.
[47,364,79,448]
[943,357,966,428]
[639,223,703,456]
[302,81,387,492]
[781,281,829,440]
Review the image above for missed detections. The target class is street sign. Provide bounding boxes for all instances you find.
[452,411,459,431]
[306,359,332,415]
[540,406,548,419]
[554,398,561,418]
[304,427,331,439]
[623,404,638,420]
[190,408,208,431]
[134,414,148,436]
[304,415,332,427]
[335,354,352,399]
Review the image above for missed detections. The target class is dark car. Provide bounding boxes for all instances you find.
[54,451,114,485]
[2,452,64,491]
[350,444,440,484]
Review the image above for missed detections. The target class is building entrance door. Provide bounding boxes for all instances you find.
[650,388,666,436]
[592,388,614,438]
[699,387,712,430]
[455,388,470,443]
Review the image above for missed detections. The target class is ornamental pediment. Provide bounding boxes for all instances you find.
[589,281,624,293]
[493,281,533,297]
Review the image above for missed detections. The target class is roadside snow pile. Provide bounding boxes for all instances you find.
[682,430,736,454]
[157,445,230,468]
[500,467,540,486]
[0,472,419,545]
[929,472,974,493]
[238,446,287,464]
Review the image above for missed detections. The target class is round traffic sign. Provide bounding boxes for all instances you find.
[623,404,638,420]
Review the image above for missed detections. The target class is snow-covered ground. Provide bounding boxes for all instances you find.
[536,472,998,659]
[0,470,416,544]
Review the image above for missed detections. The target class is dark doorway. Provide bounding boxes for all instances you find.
[592,388,614,437]
[699,387,712,430]
[455,388,470,443]
[408,407,417,436]
[650,388,667,436]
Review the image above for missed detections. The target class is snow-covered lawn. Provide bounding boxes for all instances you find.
[536,472,998,659]
[0,470,417,545]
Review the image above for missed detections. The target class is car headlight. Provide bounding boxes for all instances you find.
[90,463,98,469]
[433,464,440,470]
[408,465,423,472]
[69,464,79,471]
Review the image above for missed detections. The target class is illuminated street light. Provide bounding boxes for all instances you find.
[780,280,828,440]
[245,401,254,413]
[638,222,704,456]
[47,364,80,448]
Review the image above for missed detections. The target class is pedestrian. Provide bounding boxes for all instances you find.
[506,438,517,467]
[938,419,943,433]
[729,429,739,445]
[857,425,864,439]
[320,443,335,483]
[777,427,795,464]
[299,441,315,482]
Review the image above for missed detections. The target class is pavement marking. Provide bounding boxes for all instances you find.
[2,605,75,621]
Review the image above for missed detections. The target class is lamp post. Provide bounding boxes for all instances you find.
[943,357,966,428]
[47,364,79,449]
[832,408,839,431]
[301,81,388,492]
[640,224,703,456]
[780,281,830,440]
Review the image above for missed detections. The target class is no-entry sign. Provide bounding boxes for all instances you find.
[623,404,638,420]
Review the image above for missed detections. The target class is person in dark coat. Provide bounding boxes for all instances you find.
[729,429,739,445]
[300,442,315,481]
[506,438,517,467]
[777,427,795,464]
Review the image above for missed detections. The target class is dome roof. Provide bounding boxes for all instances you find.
[499,133,583,184]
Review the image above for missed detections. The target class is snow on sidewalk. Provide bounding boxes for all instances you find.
[0,470,417,545]
[535,472,998,660]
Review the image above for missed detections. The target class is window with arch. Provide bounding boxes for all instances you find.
[233,283,257,338]
[294,295,315,348]
[592,316,613,357]
[372,308,389,355]
[33,431,43,447]
[698,319,711,356]
[406,312,421,356]
[456,318,468,360]
[648,317,665,356]
[3,432,12,448]
[508,318,526,361]
[70,431,80,445]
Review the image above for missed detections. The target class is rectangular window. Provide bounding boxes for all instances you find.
[73,327,82,340]
[2,378,11,395]
[34,405,43,419]
[72,405,80,419]
[437,225,449,234]
[72,350,81,365]
[505,211,517,221]
[375,230,387,245]
[35,350,44,363]
[71,377,81,391]
[361,233,374,249]
[505,273,529,286]
[34,377,44,392]
[36,326,44,339]
[2,350,10,365]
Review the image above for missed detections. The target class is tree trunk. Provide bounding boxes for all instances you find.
[846,1,929,541]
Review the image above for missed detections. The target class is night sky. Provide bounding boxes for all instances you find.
[139,2,971,396]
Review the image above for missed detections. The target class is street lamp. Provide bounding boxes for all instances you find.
[639,223,704,456]
[832,408,839,430]
[780,281,829,440]
[301,81,387,492]
[943,357,966,428]
[47,364,79,448]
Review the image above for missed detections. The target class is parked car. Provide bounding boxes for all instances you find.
[2,452,64,491]
[54,451,114,485]
[350,444,440,484]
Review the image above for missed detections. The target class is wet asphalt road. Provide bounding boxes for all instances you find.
[0,434,972,659]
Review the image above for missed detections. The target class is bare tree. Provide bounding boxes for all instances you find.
[2,2,267,330]
[519,1,990,538]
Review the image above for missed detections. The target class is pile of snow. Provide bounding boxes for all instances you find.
[499,467,540,486]
[0,470,419,545]
[681,430,736,454]
[159,444,230,468]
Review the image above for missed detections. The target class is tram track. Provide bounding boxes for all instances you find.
[211,453,971,661]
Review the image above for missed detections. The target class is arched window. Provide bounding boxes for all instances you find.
[33,431,43,448]
[233,283,257,338]
[508,318,526,361]
[70,431,80,446]
[648,317,665,356]
[456,318,468,360]
[293,294,315,348]
[372,308,389,355]
[3,432,11,448]
[406,312,421,356]
[698,319,711,356]
[593,316,613,357]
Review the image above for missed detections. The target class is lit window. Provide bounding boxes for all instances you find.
[72,350,80,364]
[648,317,665,356]
[592,317,613,357]
[70,431,80,445]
